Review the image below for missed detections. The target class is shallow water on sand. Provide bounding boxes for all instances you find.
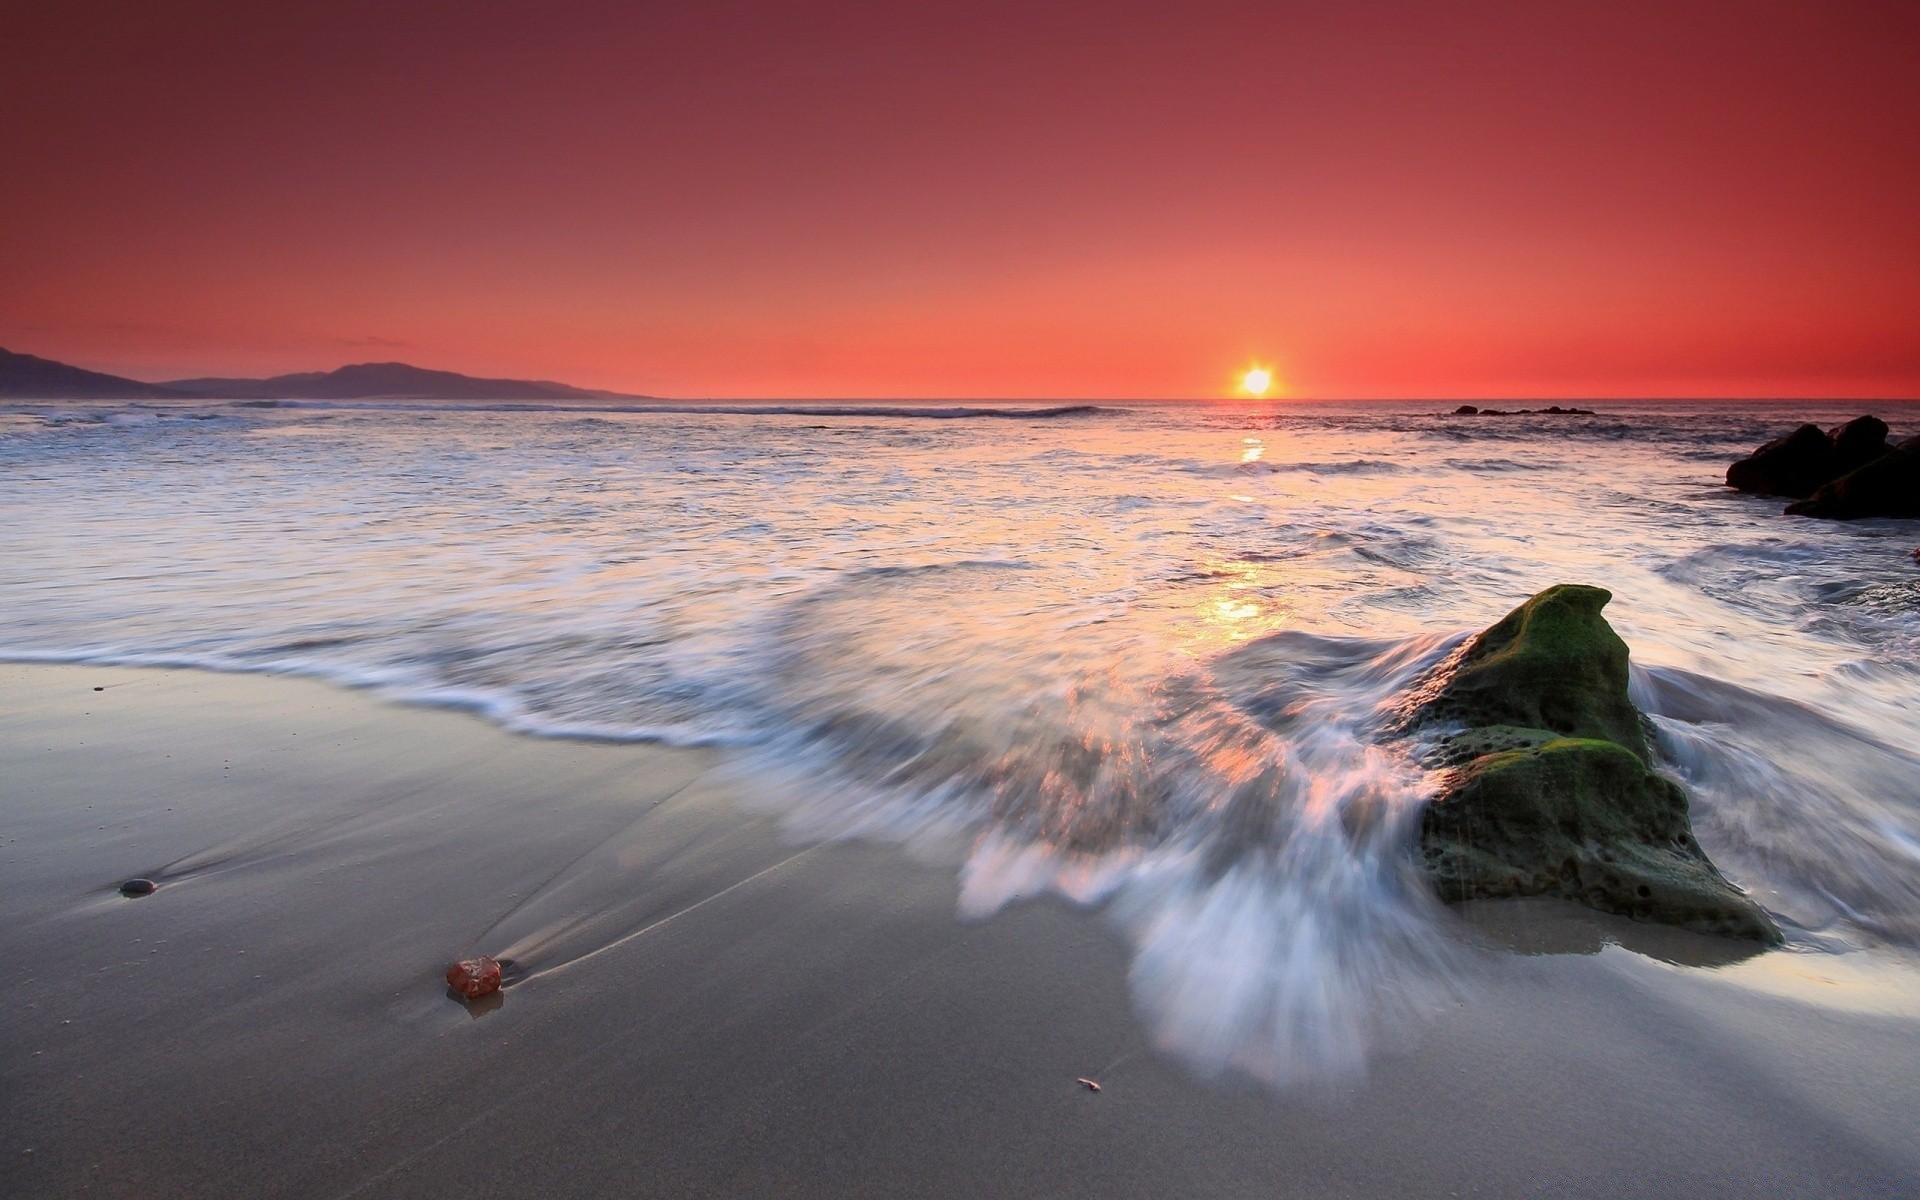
[3,397,1917,1083]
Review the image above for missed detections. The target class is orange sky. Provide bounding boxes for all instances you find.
[4,1,1918,399]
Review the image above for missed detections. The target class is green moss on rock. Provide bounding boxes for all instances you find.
[1406,585,1779,943]
[1412,584,1649,761]
[1422,739,1777,941]
[1420,723,1559,768]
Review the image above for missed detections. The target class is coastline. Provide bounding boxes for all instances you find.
[3,662,1918,1198]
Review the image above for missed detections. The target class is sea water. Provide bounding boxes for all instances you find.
[4,397,1916,1083]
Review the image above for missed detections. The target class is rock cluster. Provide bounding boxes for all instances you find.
[1450,404,1596,416]
[1398,585,1778,942]
[1728,415,1919,519]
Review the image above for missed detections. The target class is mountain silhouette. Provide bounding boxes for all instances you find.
[0,346,196,399]
[164,361,646,400]
[0,348,650,401]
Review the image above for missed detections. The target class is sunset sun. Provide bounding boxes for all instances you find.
[1239,366,1274,397]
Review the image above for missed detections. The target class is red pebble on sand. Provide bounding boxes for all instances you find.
[446,956,502,1000]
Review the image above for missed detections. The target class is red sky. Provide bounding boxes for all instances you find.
[4,1,1917,399]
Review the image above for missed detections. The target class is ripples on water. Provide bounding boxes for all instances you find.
[3,398,1917,1084]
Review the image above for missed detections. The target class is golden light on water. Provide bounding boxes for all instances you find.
[1239,366,1274,397]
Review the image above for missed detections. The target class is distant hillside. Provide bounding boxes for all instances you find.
[0,346,196,399]
[164,361,644,401]
[1,348,649,402]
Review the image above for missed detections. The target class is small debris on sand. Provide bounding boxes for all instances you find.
[119,879,157,897]
[1076,1078,1101,1092]
[446,956,503,1001]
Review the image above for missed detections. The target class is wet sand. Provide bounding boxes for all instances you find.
[2,662,1917,1198]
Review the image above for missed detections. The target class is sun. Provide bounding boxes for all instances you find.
[1239,366,1274,398]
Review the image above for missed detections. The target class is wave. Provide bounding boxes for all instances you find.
[712,609,1476,1087]
[1634,666,1920,947]
[0,644,757,747]
[27,409,230,427]
[16,596,1920,1085]
[0,581,1481,1088]
[1184,457,1403,478]
[1439,456,1555,472]
[1259,458,1402,475]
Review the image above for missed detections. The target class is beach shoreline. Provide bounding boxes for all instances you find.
[3,661,1918,1198]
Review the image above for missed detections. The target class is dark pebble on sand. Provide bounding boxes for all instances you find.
[446,955,503,1000]
[93,686,104,691]
[119,878,157,897]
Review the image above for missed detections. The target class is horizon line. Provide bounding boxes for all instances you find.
[7,344,1918,406]
[31,393,1920,405]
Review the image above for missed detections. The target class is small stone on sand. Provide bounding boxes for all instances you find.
[446,956,503,1001]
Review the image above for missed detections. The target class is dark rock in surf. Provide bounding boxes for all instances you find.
[1784,436,1920,521]
[1462,405,1597,417]
[1726,415,1892,499]
[1400,585,1778,942]
[1726,423,1830,497]
[1834,416,1897,465]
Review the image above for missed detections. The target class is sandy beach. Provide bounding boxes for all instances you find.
[2,661,1916,1198]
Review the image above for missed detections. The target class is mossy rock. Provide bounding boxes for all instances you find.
[1420,723,1559,768]
[1403,585,1779,943]
[1421,739,1777,941]
[1409,584,1649,761]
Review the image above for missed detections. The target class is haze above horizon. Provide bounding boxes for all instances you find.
[4,1,1917,400]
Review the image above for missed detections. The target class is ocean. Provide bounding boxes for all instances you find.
[4,397,1916,1084]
